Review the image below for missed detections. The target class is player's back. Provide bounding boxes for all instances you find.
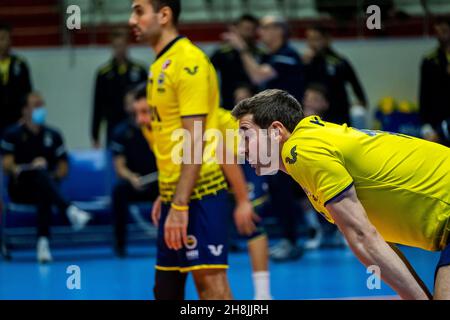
[283,116,450,251]
[147,36,226,202]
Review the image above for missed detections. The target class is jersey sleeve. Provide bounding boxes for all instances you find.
[283,137,353,207]
[176,56,211,117]
[52,131,68,161]
[0,129,16,156]
[109,127,126,157]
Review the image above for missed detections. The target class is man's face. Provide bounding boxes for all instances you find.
[236,20,258,44]
[435,22,450,46]
[306,29,328,53]
[133,98,151,127]
[24,94,45,119]
[129,0,162,44]
[238,114,280,176]
[258,22,282,47]
[112,36,128,60]
[303,89,329,116]
[0,30,11,56]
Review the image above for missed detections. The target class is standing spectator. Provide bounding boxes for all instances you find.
[110,86,159,257]
[0,22,32,137]
[304,25,367,125]
[419,18,450,145]
[0,92,92,263]
[224,15,305,261]
[91,29,148,148]
[211,14,263,110]
[224,15,305,102]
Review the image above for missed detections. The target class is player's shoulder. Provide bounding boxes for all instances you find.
[422,47,440,63]
[97,61,114,76]
[43,125,64,139]
[173,38,209,64]
[284,116,337,153]
[10,54,29,66]
[2,123,23,139]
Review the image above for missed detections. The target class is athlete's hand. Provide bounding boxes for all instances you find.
[151,196,162,227]
[129,174,144,191]
[164,207,189,250]
[222,27,248,52]
[31,157,48,170]
[234,200,260,236]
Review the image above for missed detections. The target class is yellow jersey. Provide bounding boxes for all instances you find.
[282,115,450,251]
[146,36,227,202]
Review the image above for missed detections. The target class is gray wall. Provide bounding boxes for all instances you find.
[16,37,436,149]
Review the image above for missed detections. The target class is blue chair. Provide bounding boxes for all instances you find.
[0,150,115,257]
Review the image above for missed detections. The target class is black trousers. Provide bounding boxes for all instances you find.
[8,170,69,238]
[112,179,159,249]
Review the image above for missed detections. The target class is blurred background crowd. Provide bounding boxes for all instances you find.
[0,0,449,264]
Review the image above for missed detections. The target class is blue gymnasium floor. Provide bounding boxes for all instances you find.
[0,243,441,300]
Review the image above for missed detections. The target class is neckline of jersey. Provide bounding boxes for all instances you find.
[154,35,185,62]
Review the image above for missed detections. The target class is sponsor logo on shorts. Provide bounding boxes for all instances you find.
[208,245,224,257]
[186,235,197,250]
[186,250,199,260]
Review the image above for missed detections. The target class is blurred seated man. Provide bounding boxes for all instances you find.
[110,86,158,257]
[0,92,92,263]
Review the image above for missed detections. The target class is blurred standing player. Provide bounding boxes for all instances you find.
[210,15,263,110]
[419,18,450,146]
[304,25,367,125]
[0,22,32,138]
[91,29,147,148]
[224,15,305,261]
[129,0,232,299]
[218,84,272,299]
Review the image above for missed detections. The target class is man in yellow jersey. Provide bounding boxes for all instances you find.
[129,0,232,299]
[232,89,450,300]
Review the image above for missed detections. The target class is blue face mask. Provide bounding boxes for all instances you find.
[31,107,47,126]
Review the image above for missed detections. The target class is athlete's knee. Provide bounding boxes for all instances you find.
[434,265,450,300]
[192,269,232,300]
[153,270,186,300]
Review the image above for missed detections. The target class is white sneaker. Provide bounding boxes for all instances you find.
[66,205,92,231]
[254,294,273,300]
[304,228,323,250]
[37,237,53,263]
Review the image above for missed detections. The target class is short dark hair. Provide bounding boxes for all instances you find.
[232,89,304,132]
[150,0,181,25]
[434,17,450,27]
[132,82,148,101]
[305,83,329,102]
[237,14,259,26]
[0,21,12,33]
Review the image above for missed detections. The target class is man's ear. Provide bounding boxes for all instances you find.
[158,7,172,25]
[270,121,288,142]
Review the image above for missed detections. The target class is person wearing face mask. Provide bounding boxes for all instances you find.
[109,85,159,257]
[0,92,92,263]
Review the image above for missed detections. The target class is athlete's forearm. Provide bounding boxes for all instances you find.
[348,231,429,300]
[240,51,275,86]
[172,116,206,206]
[172,163,202,206]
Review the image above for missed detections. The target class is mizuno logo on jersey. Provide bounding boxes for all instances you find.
[184,66,199,75]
